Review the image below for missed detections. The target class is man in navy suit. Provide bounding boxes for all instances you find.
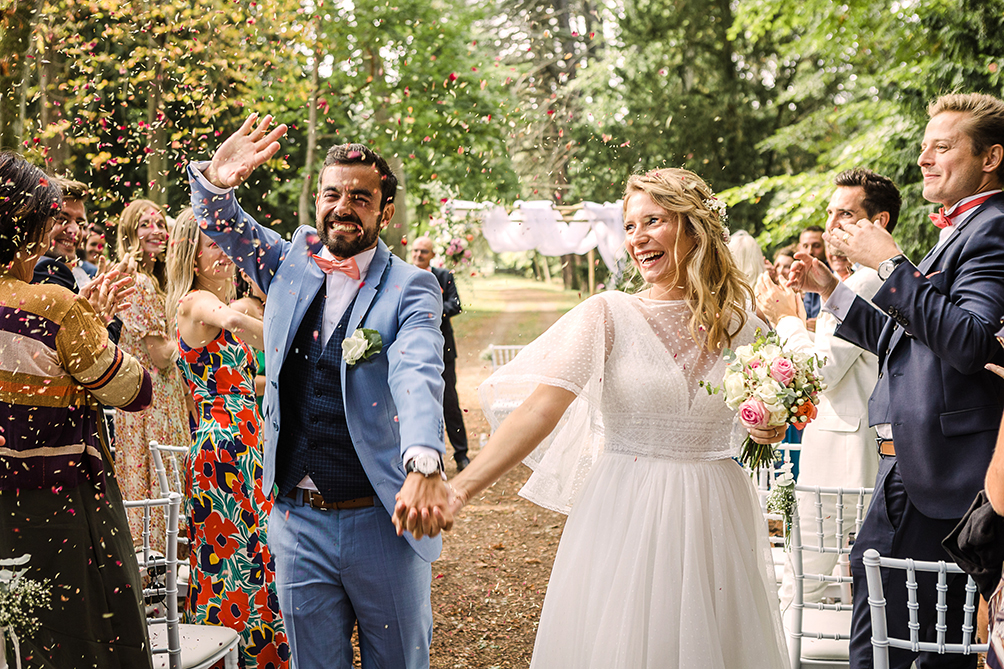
[410,236,470,471]
[189,114,452,669]
[791,92,1004,668]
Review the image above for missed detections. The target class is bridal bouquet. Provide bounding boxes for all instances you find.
[704,328,826,471]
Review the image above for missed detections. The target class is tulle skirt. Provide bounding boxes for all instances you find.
[530,453,789,669]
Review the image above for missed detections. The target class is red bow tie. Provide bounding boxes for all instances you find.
[312,254,360,280]
[929,193,995,229]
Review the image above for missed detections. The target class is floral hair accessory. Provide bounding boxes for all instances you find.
[704,196,728,224]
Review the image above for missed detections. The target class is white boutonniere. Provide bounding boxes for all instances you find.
[343,328,383,366]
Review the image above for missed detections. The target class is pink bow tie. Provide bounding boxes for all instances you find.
[312,254,360,280]
[929,193,995,229]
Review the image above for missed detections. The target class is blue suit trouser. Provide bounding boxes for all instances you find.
[849,457,976,669]
[270,495,433,669]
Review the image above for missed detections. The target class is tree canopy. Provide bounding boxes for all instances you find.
[1,0,1002,259]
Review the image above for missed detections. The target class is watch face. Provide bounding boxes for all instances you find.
[411,456,439,476]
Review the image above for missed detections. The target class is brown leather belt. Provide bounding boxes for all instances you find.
[877,439,896,457]
[285,489,375,511]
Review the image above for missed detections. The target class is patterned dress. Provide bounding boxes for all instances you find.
[178,325,289,669]
[116,272,190,549]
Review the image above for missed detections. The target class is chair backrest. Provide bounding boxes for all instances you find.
[150,441,188,497]
[787,485,872,668]
[863,548,987,669]
[124,493,183,669]
[489,344,526,371]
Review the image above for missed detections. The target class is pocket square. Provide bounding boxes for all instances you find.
[926,270,942,279]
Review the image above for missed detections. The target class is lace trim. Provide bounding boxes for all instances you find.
[602,413,738,460]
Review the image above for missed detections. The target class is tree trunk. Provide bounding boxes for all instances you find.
[146,55,167,204]
[0,0,35,150]
[298,42,322,227]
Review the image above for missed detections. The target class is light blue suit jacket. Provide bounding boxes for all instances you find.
[189,165,446,561]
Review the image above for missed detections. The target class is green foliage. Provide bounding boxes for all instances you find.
[721,0,1004,260]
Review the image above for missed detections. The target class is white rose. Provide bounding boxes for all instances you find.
[789,348,810,365]
[753,379,784,404]
[342,331,369,365]
[767,406,788,425]
[735,345,755,364]
[724,372,747,403]
[760,344,782,362]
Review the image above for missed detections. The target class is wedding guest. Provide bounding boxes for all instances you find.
[397,168,788,668]
[189,115,448,669]
[756,167,901,608]
[792,92,1004,669]
[411,235,470,471]
[114,199,191,548]
[166,209,289,669]
[773,245,796,282]
[0,152,154,668]
[232,271,268,413]
[34,177,92,290]
[727,229,766,285]
[79,220,107,274]
[799,226,827,332]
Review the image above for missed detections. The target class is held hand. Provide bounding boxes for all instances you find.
[754,273,800,327]
[205,113,288,189]
[823,218,901,271]
[747,424,786,445]
[392,473,454,539]
[787,251,839,300]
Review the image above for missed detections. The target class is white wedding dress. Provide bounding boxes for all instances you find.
[480,291,789,668]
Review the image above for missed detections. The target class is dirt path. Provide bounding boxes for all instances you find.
[429,275,586,669]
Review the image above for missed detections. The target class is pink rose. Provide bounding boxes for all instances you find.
[739,398,769,429]
[747,359,762,370]
[770,357,795,386]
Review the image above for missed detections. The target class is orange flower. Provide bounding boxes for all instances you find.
[793,401,818,431]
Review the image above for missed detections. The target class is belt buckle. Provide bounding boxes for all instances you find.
[306,490,329,511]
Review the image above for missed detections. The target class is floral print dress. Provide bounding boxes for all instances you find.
[116,272,190,549]
[178,324,288,669]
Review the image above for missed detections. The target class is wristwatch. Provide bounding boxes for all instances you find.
[877,254,908,281]
[405,454,447,480]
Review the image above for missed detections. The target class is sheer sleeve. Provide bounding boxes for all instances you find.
[479,294,614,514]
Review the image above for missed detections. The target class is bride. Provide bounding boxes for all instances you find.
[395,168,789,668]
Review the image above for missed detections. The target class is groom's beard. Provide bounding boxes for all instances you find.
[318,212,380,258]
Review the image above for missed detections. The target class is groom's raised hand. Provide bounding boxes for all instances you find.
[204,113,287,190]
[393,474,454,539]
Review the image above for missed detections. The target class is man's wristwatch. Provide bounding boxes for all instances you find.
[877,254,908,281]
[405,454,447,481]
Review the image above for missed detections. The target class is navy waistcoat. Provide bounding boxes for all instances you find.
[274,285,375,502]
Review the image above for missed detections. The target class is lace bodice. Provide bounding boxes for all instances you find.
[479,291,765,513]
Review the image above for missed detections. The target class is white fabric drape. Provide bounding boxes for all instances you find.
[454,199,626,274]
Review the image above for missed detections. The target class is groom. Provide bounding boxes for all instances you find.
[189,114,452,668]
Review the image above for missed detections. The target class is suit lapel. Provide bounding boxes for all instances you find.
[918,194,1004,274]
[347,240,390,335]
[277,231,326,366]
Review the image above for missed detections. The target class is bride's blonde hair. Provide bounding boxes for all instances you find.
[623,168,752,351]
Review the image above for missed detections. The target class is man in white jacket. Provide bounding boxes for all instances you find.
[755,168,902,606]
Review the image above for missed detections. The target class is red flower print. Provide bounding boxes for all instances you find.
[204,511,241,559]
[219,588,250,631]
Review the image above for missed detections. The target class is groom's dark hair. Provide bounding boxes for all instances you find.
[324,143,398,210]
